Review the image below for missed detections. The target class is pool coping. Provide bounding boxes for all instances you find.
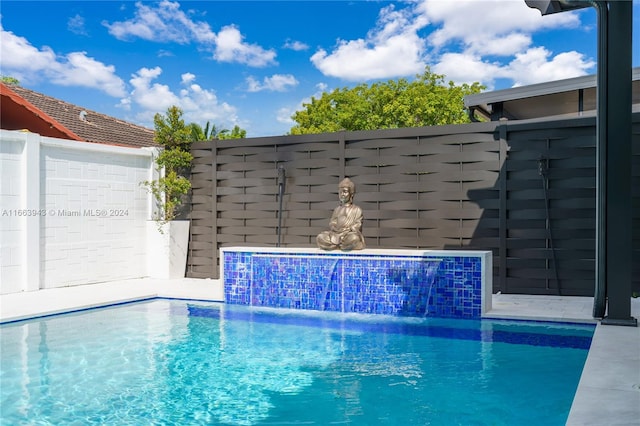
[1,278,638,425]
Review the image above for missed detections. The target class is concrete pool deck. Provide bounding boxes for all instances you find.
[1,278,638,425]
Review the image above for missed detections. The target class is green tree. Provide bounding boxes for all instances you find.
[289,68,484,135]
[188,121,246,141]
[154,106,192,149]
[189,121,225,141]
[1,76,20,85]
[218,125,247,140]
[144,106,193,223]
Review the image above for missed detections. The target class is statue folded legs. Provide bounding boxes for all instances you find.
[316,178,365,251]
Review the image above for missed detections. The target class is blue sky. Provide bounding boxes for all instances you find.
[1,1,639,137]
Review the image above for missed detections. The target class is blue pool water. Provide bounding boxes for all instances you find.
[0,300,594,425]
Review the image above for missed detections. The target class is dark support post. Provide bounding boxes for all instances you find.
[599,0,636,326]
[593,0,608,320]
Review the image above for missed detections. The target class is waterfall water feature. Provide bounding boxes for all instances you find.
[423,264,440,317]
[318,258,340,311]
[223,248,491,319]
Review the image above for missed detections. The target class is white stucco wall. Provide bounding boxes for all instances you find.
[0,133,28,294]
[0,130,156,293]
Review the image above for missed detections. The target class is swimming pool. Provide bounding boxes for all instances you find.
[0,299,594,425]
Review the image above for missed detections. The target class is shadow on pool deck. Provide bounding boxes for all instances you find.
[0,278,638,425]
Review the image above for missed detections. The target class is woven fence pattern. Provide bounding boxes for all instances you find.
[188,116,640,296]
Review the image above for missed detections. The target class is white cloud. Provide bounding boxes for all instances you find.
[123,68,239,129]
[128,67,179,111]
[422,0,580,54]
[104,3,172,41]
[157,49,174,58]
[0,26,57,72]
[476,33,532,57]
[310,0,594,88]
[433,53,505,89]
[104,0,216,44]
[311,34,424,81]
[117,97,132,111]
[276,106,295,125]
[421,0,595,88]
[246,74,298,92]
[278,82,329,125]
[0,24,126,97]
[214,25,276,67]
[283,40,309,51]
[179,81,241,130]
[104,1,275,67]
[311,4,427,81]
[181,72,196,85]
[68,14,88,36]
[507,47,596,86]
[433,47,595,90]
[52,52,127,97]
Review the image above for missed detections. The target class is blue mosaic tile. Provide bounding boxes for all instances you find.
[223,251,484,319]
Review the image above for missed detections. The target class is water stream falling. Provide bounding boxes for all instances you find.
[318,258,340,311]
[423,264,440,317]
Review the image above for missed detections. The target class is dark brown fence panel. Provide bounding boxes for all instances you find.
[346,132,502,252]
[188,142,217,278]
[187,115,640,297]
[501,120,597,295]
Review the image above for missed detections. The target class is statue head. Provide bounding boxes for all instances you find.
[339,178,355,193]
[338,178,355,205]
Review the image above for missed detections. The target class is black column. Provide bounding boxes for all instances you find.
[599,0,636,326]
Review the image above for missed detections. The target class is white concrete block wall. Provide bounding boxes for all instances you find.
[0,134,27,294]
[0,130,156,293]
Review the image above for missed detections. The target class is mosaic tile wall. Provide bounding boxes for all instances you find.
[223,251,484,318]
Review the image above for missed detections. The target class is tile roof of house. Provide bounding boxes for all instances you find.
[3,84,157,147]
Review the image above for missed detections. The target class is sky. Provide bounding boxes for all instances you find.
[1,1,639,138]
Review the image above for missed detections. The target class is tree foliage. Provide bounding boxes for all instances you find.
[145,107,246,223]
[1,76,20,85]
[189,121,247,141]
[153,105,192,149]
[189,121,225,141]
[289,68,484,135]
[219,125,247,140]
[145,106,193,223]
